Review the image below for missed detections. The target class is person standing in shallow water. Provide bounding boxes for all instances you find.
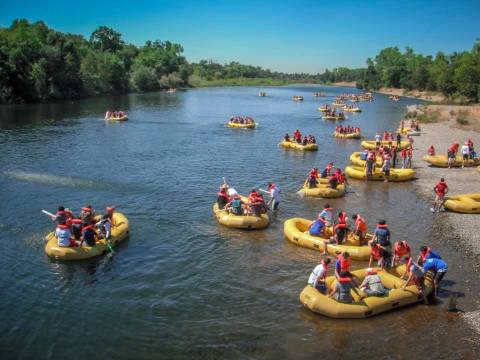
[431,178,448,213]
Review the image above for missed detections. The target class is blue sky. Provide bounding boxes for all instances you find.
[1,0,479,73]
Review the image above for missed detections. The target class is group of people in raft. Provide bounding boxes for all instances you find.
[335,125,360,134]
[284,129,317,145]
[306,163,347,190]
[104,110,126,119]
[50,206,115,247]
[229,116,255,125]
[429,138,477,168]
[217,183,281,215]
[306,206,448,303]
[324,108,345,119]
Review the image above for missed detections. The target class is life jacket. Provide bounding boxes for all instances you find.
[337,277,351,283]
[217,190,228,199]
[337,254,350,272]
[57,224,69,230]
[394,241,410,257]
[355,215,367,232]
[405,257,413,275]
[82,207,91,213]
[371,244,382,260]
[71,218,82,225]
[420,247,432,262]
[434,181,447,195]
[377,224,388,229]
[367,152,375,161]
[82,225,94,232]
[309,169,318,178]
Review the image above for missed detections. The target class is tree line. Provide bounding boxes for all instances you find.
[1,19,479,104]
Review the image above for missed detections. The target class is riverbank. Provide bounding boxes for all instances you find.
[378,87,445,102]
[404,105,480,269]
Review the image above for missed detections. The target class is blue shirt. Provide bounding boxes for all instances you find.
[423,258,448,273]
[374,227,391,246]
[426,250,442,260]
[309,219,325,235]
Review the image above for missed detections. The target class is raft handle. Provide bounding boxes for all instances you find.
[293,236,299,242]
[364,310,373,317]
[392,302,400,308]
[313,244,319,248]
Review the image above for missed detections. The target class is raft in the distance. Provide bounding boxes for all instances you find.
[227,121,256,129]
[299,265,434,318]
[44,212,129,260]
[334,132,361,139]
[106,115,128,122]
[284,218,371,260]
[345,166,415,182]
[281,140,318,151]
[422,155,480,168]
[301,181,346,198]
[361,140,410,150]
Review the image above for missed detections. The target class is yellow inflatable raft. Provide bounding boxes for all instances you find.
[332,102,345,107]
[345,166,415,182]
[281,140,318,151]
[334,132,361,139]
[106,115,128,122]
[343,107,362,113]
[361,140,410,150]
[422,155,480,168]
[213,196,269,229]
[444,193,480,214]
[299,266,434,318]
[284,218,371,260]
[349,152,383,167]
[318,107,330,112]
[227,121,256,129]
[322,115,345,121]
[44,212,130,260]
[301,181,346,198]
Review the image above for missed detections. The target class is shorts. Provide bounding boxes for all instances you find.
[355,230,365,240]
[463,154,469,160]
[434,270,447,283]
[447,152,455,159]
[435,193,445,202]
[384,169,390,176]
[272,200,280,210]
[335,227,347,243]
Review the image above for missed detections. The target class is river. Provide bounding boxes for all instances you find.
[0,86,478,359]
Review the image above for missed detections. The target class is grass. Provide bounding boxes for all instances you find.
[456,110,470,125]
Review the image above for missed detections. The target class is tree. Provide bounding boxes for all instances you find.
[90,26,124,52]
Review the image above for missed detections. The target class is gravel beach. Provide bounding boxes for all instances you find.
[403,108,480,269]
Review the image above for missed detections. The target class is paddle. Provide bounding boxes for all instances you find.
[42,209,56,219]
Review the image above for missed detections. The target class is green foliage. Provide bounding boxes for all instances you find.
[130,65,158,92]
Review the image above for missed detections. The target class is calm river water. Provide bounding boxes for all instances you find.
[0,86,478,359]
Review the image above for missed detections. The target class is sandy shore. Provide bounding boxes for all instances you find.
[332,81,357,88]
[378,87,445,102]
[403,107,480,269]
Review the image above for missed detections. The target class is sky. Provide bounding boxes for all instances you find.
[1,0,479,73]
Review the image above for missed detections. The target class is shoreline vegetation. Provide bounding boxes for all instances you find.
[1,19,479,105]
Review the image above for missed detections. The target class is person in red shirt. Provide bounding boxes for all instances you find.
[351,214,368,243]
[427,145,435,156]
[432,178,448,212]
[307,167,319,189]
[447,143,459,168]
[401,148,408,169]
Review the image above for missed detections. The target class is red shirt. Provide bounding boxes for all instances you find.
[434,181,448,196]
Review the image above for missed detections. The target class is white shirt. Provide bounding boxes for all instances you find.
[270,186,280,202]
[461,145,470,155]
[319,209,333,226]
[308,264,327,287]
[375,134,382,142]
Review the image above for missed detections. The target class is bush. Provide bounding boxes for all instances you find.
[456,117,469,125]
[130,65,158,92]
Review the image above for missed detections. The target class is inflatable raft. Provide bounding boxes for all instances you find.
[349,152,383,167]
[322,115,345,121]
[343,107,362,113]
[444,193,480,214]
[318,107,330,112]
[299,265,434,318]
[44,212,129,260]
[361,140,410,150]
[334,132,361,139]
[281,140,318,151]
[284,218,371,260]
[227,121,256,129]
[345,166,415,182]
[213,196,269,229]
[106,115,128,122]
[422,155,480,168]
[301,182,346,198]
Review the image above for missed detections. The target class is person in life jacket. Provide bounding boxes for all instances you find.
[284,133,290,142]
[365,150,376,176]
[95,214,112,239]
[417,246,442,265]
[447,143,459,168]
[359,268,389,297]
[400,259,427,302]
[309,215,327,237]
[351,214,367,242]
[308,257,331,294]
[80,205,94,225]
[225,194,244,216]
[217,185,229,210]
[55,222,76,248]
[371,220,391,250]
[392,240,411,266]
[331,211,348,246]
[54,206,67,225]
[334,252,351,279]
[368,241,392,270]
[79,223,97,247]
[293,129,302,143]
[307,168,319,189]
[427,145,435,156]
[321,162,334,178]
[318,204,334,227]
[431,177,448,213]
[248,189,266,217]
[266,183,280,211]
[328,270,363,303]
